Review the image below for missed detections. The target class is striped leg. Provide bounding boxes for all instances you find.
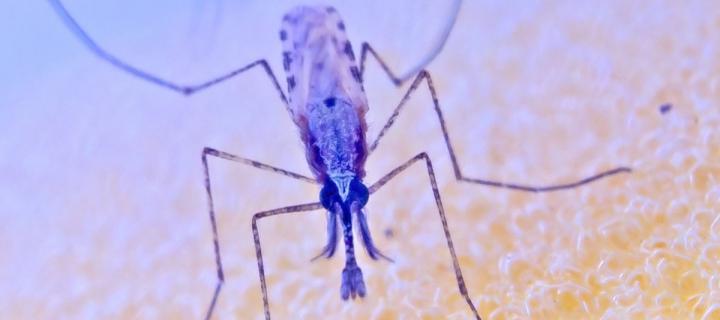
[201,147,318,320]
[358,43,631,192]
[368,152,481,320]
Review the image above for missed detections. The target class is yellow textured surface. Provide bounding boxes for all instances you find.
[2,1,720,319]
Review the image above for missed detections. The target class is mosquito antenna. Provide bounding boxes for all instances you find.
[395,0,462,82]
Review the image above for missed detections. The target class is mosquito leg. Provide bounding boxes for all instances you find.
[359,42,403,86]
[203,147,317,185]
[48,0,290,104]
[201,147,318,320]
[251,202,324,320]
[357,0,460,83]
[368,152,481,320]
[363,64,631,192]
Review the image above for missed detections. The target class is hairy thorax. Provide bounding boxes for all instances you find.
[306,96,366,181]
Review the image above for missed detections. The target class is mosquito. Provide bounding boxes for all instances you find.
[49,2,632,319]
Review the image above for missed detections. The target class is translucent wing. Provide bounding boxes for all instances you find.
[280,6,368,128]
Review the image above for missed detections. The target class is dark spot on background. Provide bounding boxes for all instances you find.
[324,97,336,108]
[337,22,345,30]
[384,228,394,239]
[326,7,336,13]
[279,30,287,41]
[659,103,672,114]
[287,76,296,90]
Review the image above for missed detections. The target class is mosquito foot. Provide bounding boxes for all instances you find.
[340,264,366,300]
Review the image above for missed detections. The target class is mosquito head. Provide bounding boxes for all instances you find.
[320,176,369,212]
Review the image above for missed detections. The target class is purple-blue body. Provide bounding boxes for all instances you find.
[279,5,387,300]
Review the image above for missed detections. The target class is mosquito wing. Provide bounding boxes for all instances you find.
[279,6,368,129]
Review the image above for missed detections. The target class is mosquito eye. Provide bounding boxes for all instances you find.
[320,180,339,210]
[348,178,369,208]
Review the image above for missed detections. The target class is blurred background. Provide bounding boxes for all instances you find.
[1,0,719,319]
